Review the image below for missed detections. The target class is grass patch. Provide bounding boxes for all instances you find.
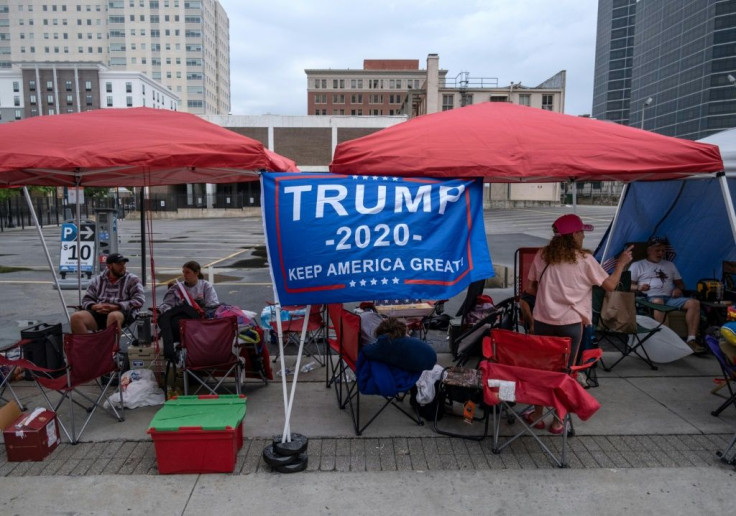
[0,265,31,273]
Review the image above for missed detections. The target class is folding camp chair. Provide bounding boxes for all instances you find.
[179,316,242,396]
[704,334,736,417]
[514,247,542,332]
[451,296,515,367]
[592,271,675,371]
[0,324,125,444]
[327,304,423,435]
[266,303,326,366]
[479,328,602,467]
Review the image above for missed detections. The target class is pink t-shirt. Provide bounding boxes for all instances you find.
[528,250,609,326]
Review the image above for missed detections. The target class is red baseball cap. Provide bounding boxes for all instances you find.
[553,214,594,235]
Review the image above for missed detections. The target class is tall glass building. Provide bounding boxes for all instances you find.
[593,0,736,140]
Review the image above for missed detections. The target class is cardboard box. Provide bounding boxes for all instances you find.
[1,402,60,462]
[147,394,246,474]
[127,344,164,373]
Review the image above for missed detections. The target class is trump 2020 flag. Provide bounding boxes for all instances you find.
[261,173,493,305]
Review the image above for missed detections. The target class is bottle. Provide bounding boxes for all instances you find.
[276,367,293,377]
[300,361,318,373]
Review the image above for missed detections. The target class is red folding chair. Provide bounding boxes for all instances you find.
[480,328,602,467]
[0,324,125,444]
[179,316,242,396]
[514,247,541,332]
[267,303,326,366]
[326,304,423,436]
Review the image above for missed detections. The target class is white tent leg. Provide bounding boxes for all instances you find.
[281,306,309,442]
[600,183,629,263]
[22,187,71,324]
[719,174,736,247]
[274,305,291,441]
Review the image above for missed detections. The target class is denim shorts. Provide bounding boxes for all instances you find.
[647,296,689,309]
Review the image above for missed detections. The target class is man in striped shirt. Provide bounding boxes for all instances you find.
[70,253,145,335]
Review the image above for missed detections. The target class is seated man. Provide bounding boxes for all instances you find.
[629,237,704,354]
[70,253,145,335]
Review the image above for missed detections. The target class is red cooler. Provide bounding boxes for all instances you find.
[147,394,246,474]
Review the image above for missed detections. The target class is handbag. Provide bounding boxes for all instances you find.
[599,290,637,333]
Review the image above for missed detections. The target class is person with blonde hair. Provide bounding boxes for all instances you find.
[523,214,632,434]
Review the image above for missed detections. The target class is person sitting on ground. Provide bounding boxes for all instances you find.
[629,236,705,354]
[157,260,219,359]
[71,253,145,335]
[362,317,437,373]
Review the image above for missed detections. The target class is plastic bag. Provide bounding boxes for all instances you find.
[104,369,165,409]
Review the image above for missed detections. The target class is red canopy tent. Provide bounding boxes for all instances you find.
[330,102,723,181]
[0,107,298,322]
[0,107,297,187]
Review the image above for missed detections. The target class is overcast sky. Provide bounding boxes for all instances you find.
[218,0,599,117]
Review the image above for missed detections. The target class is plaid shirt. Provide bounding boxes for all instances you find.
[82,271,145,318]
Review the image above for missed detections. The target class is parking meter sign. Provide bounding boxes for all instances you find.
[59,222,95,274]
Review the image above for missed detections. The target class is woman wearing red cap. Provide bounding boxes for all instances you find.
[523,214,633,434]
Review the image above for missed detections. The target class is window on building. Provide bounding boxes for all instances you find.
[125,82,132,93]
[542,94,553,111]
[369,94,383,104]
[126,96,133,107]
[106,82,112,93]
[46,81,53,91]
[86,95,93,106]
[29,94,37,105]
[490,95,508,102]
[442,94,454,111]
[350,94,362,104]
[29,80,36,91]
[15,109,22,120]
[518,93,531,107]
[12,81,19,92]
[66,95,73,105]
[85,81,92,91]
[47,95,54,105]
[332,94,345,104]
[460,93,473,107]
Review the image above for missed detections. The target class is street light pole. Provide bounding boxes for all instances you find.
[641,97,653,130]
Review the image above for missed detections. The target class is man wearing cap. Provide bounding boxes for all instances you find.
[629,237,704,353]
[70,253,145,334]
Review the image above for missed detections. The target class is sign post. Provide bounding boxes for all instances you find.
[59,221,95,280]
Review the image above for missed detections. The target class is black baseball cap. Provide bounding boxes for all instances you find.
[106,253,129,264]
[647,236,668,248]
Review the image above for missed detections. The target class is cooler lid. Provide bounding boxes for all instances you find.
[147,395,246,432]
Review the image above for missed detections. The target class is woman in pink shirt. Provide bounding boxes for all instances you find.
[524,214,632,434]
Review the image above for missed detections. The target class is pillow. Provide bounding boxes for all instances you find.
[361,334,437,372]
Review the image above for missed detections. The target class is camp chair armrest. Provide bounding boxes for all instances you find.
[635,298,679,313]
[570,348,603,372]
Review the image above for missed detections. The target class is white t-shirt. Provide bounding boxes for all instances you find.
[629,259,681,298]
[528,250,609,326]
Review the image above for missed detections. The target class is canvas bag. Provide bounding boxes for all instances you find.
[599,290,637,333]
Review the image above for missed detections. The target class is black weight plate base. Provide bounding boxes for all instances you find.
[273,433,309,456]
[274,452,308,473]
[262,444,299,467]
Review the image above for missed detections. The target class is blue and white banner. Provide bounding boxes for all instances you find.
[261,173,494,306]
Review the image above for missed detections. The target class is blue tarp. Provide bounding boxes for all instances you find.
[594,177,736,288]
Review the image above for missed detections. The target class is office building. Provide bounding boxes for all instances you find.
[0,0,229,115]
[593,0,736,139]
[0,61,179,122]
[305,54,566,118]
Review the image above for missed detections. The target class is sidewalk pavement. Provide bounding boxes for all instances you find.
[1,208,735,514]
